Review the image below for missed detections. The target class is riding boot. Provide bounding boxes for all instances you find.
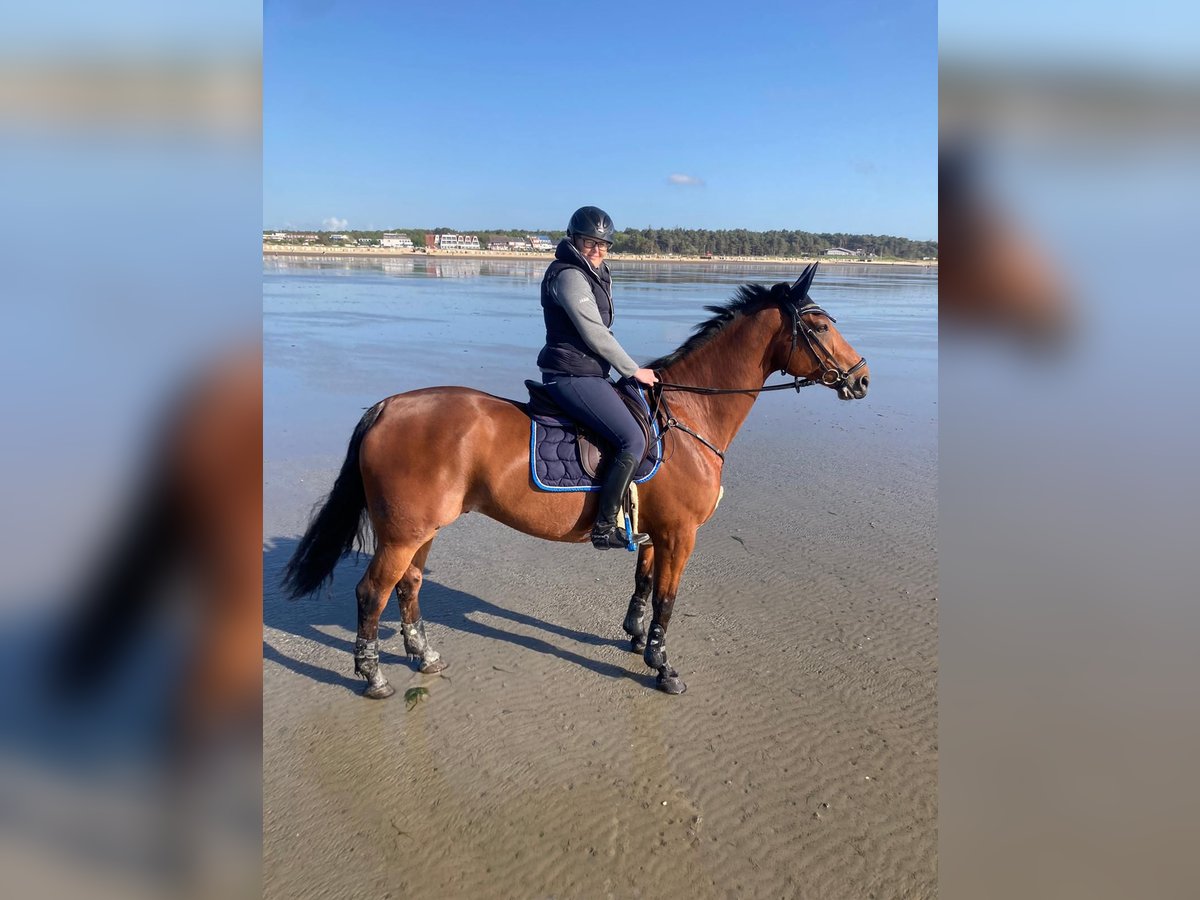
[591,450,650,550]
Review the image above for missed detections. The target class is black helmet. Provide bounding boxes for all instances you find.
[567,206,615,244]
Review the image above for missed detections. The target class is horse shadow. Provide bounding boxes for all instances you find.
[263,539,648,694]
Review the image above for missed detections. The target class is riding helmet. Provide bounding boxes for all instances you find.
[566,206,615,244]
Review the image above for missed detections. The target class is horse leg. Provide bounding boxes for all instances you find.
[622,545,655,653]
[643,530,695,695]
[394,539,447,674]
[354,543,419,699]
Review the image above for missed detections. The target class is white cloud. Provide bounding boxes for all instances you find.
[322,216,349,230]
[667,173,705,187]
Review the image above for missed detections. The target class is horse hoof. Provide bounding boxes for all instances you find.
[630,635,647,654]
[419,658,448,675]
[363,682,395,700]
[656,670,687,695]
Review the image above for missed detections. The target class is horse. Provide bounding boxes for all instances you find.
[282,263,869,696]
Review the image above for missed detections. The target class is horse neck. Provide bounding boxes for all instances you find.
[660,308,784,453]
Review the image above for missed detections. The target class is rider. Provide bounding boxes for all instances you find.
[538,206,660,549]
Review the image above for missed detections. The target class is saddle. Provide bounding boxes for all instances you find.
[523,379,661,490]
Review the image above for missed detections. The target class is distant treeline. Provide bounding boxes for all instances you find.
[607,228,937,259]
[280,226,937,260]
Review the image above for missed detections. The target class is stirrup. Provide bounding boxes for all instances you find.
[591,523,649,550]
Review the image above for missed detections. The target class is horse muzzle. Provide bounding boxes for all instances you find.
[837,371,869,400]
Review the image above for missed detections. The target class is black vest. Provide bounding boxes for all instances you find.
[537,239,614,377]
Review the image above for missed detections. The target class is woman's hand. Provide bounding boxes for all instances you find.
[632,368,659,386]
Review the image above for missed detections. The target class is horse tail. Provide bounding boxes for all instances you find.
[281,401,385,599]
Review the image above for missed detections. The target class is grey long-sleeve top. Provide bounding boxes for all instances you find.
[548,268,640,379]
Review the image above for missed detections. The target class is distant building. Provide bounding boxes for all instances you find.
[381,233,414,249]
[329,233,349,242]
[266,231,317,243]
[489,236,533,251]
[435,233,481,251]
[528,235,553,252]
[825,247,854,256]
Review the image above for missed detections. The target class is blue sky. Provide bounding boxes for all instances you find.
[3,1,259,53]
[940,1,1200,74]
[265,0,937,239]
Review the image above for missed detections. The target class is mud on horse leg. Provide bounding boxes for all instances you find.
[622,545,655,653]
[643,532,694,695]
[355,544,417,699]
[395,539,447,674]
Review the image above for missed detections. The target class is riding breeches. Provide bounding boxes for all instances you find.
[540,373,647,460]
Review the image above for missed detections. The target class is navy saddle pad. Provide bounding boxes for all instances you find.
[525,381,662,492]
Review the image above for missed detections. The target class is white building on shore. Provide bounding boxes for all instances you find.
[264,231,317,243]
[381,233,415,249]
[489,236,534,252]
[435,233,481,251]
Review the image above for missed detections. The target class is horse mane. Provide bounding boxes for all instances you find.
[646,282,786,370]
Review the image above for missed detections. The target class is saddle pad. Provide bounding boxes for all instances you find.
[530,415,662,492]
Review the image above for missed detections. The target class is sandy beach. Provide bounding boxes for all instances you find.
[263,260,937,898]
[263,243,937,268]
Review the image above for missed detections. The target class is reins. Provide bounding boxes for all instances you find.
[654,376,822,395]
[649,385,727,461]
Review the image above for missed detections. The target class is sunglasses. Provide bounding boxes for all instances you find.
[576,238,611,253]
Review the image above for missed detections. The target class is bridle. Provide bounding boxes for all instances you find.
[655,300,867,396]
[649,268,866,461]
[781,299,868,391]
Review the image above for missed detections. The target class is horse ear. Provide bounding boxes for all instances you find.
[790,263,819,301]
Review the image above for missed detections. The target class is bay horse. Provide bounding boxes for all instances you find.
[282,263,869,696]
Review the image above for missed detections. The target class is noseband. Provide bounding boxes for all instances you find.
[783,301,868,390]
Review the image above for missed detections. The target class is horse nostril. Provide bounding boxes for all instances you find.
[860,376,869,390]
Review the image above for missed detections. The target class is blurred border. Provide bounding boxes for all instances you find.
[941,14,1200,900]
[0,7,262,899]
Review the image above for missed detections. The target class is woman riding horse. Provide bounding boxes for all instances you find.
[537,206,659,549]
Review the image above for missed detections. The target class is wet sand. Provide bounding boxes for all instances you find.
[263,269,937,898]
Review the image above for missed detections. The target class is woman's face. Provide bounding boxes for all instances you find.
[574,236,610,269]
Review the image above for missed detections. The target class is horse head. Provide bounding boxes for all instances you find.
[777,263,870,400]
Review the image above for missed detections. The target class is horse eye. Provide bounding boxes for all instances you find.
[815,323,829,333]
